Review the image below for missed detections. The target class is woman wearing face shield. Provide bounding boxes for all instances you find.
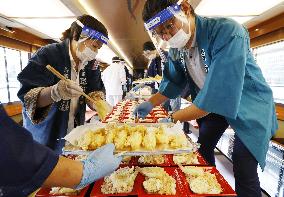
[134,0,278,196]
[17,15,108,153]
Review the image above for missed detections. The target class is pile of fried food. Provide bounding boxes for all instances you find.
[139,167,176,195]
[77,124,189,151]
[101,166,138,194]
[180,166,222,194]
[138,155,165,165]
[101,167,176,195]
[49,187,81,195]
[173,152,199,165]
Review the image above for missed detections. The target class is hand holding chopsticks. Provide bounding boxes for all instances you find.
[46,65,98,104]
[46,65,111,119]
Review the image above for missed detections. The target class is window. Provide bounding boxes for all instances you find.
[253,41,284,104]
[0,46,30,103]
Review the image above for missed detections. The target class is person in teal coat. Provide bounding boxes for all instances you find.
[134,0,278,196]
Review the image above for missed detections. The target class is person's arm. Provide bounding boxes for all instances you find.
[172,103,208,122]
[148,92,168,107]
[43,156,83,188]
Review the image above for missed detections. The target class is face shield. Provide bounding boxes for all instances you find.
[144,2,191,58]
[75,20,109,62]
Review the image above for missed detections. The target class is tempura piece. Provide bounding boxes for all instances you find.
[114,129,128,150]
[125,131,143,150]
[50,187,80,195]
[142,130,156,150]
[105,128,116,144]
[173,152,199,165]
[169,134,188,149]
[138,155,165,164]
[155,127,170,145]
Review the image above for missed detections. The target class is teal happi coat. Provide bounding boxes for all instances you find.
[159,15,278,170]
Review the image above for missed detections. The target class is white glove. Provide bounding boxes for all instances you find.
[51,80,83,101]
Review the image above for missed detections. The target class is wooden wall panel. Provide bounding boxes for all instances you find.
[4,102,22,116]
[249,13,284,47]
[276,104,284,121]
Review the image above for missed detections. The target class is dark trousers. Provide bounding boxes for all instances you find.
[196,113,261,197]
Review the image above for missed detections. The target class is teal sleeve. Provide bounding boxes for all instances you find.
[194,33,248,119]
[159,59,187,99]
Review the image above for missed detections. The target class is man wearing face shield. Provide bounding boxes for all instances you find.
[134,1,278,196]
[17,15,109,153]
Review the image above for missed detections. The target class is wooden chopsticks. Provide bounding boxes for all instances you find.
[46,65,98,105]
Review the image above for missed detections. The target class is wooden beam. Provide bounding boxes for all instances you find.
[249,12,284,39]
[0,27,49,47]
[250,28,284,48]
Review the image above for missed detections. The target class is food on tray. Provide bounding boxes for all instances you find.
[138,155,165,164]
[114,129,128,150]
[142,130,157,150]
[49,187,81,195]
[169,134,188,149]
[125,131,143,150]
[180,166,222,194]
[94,99,112,120]
[76,124,189,151]
[189,173,222,194]
[138,167,176,195]
[180,166,205,178]
[173,152,199,164]
[101,166,138,194]
[76,129,105,150]
[121,156,132,164]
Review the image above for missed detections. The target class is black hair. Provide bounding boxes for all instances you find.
[112,56,120,63]
[142,0,195,22]
[61,14,108,41]
[143,41,155,51]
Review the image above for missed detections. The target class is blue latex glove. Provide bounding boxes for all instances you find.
[125,92,135,100]
[132,83,145,91]
[75,143,122,189]
[133,101,153,119]
[158,117,172,123]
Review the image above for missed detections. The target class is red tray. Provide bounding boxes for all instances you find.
[90,167,188,197]
[35,186,89,197]
[167,152,208,166]
[177,167,236,196]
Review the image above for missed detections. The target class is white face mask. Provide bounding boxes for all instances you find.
[76,40,98,62]
[168,20,191,49]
